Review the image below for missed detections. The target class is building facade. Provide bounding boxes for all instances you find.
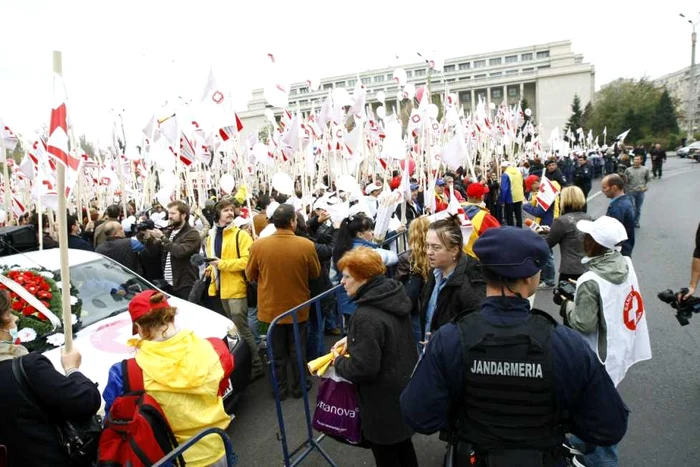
[240,40,595,138]
[653,65,699,136]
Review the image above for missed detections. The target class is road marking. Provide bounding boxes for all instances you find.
[587,190,602,202]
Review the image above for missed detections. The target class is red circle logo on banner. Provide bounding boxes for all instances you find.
[623,286,644,331]
[212,91,224,104]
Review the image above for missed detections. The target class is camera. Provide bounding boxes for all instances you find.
[134,219,156,233]
[657,289,700,326]
[553,280,577,306]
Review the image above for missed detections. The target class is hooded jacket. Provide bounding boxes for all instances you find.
[205,223,252,300]
[103,330,233,467]
[334,275,418,445]
[498,166,525,204]
[564,251,628,362]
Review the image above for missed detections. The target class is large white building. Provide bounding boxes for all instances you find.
[240,40,595,137]
[653,65,699,135]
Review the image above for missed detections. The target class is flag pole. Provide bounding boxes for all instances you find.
[2,149,12,224]
[53,50,74,353]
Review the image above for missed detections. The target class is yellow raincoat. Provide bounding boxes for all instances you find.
[133,330,230,466]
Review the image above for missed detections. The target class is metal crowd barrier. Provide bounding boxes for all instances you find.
[265,230,407,467]
[153,427,238,466]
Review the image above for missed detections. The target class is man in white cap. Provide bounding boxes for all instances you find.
[364,182,382,218]
[557,215,650,466]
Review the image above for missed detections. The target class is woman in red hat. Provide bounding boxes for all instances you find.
[103,290,233,467]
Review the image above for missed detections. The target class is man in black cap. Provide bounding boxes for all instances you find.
[400,227,628,466]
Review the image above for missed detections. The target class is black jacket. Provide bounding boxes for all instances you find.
[420,255,486,334]
[96,237,140,272]
[159,223,201,292]
[573,163,593,191]
[544,168,566,187]
[68,234,94,251]
[0,352,101,467]
[335,276,418,445]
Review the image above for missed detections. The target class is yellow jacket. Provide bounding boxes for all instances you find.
[205,223,252,299]
[505,166,525,203]
[134,330,230,466]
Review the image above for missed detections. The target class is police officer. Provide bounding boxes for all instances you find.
[400,226,629,466]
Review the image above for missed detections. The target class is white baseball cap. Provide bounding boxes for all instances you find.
[576,216,628,250]
[364,183,382,195]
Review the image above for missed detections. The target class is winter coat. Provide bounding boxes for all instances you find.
[159,223,202,293]
[205,223,252,300]
[498,167,525,204]
[0,346,101,467]
[606,194,636,256]
[544,167,566,187]
[334,275,418,445]
[396,250,425,316]
[546,211,594,276]
[420,255,487,334]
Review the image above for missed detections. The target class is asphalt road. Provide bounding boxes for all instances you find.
[227,156,700,466]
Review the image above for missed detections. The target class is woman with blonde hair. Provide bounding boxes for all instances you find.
[103,291,234,467]
[396,216,431,346]
[546,186,593,283]
[332,247,418,466]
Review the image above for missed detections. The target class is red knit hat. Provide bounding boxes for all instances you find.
[466,183,485,198]
[525,174,540,193]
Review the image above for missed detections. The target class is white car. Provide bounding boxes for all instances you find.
[0,249,252,413]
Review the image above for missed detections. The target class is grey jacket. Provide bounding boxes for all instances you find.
[546,211,593,275]
[624,166,651,192]
[564,251,630,361]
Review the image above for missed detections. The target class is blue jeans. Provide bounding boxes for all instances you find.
[541,249,556,286]
[630,190,644,225]
[570,435,619,467]
[248,306,260,346]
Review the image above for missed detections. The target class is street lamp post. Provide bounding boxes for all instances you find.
[680,13,700,140]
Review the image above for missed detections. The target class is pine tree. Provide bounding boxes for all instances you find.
[581,102,593,130]
[651,89,680,135]
[622,108,643,144]
[565,94,583,141]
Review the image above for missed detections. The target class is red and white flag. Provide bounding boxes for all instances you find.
[46,73,80,171]
[536,176,561,211]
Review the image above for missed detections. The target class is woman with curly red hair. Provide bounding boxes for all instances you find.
[331,247,418,466]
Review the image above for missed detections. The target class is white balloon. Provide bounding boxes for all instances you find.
[264,108,276,124]
[403,83,416,100]
[376,91,386,104]
[155,187,173,209]
[524,108,532,117]
[427,104,439,120]
[392,68,407,86]
[332,88,353,107]
[489,102,496,110]
[336,174,359,194]
[376,106,386,119]
[271,172,294,195]
[253,142,268,164]
[159,171,177,189]
[220,173,235,194]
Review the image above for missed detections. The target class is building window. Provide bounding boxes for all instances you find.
[521,53,533,61]
[477,92,486,101]
[538,65,550,70]
[386,74,392,80]
[492,89,502,99]
[446,78,456,83]
[347,79,357,87]
[374,75,385,83]
[406,70,413,77]
[508,88,518,97]
[459,62,470,70]
[489,57,502,66]
[460,92,471,102]
[491,72,502,77]
[298,100,307,105]
[361,77,371,84]
[522,67,534,72]
[289,88,298,95]
[537,50,550,59]
[474,74,486,79]
[414,69,426,76]
[444,64,455,73]
[506,69,518,75]
[335,81,345,88]
[474,59,486,68]
[299,87,309,94]
[323,83,333,90]
[415,82,425,87]
[505,55,518,63]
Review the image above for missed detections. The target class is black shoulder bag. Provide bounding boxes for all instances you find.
[236,230,258,307]
[11,357,103,467]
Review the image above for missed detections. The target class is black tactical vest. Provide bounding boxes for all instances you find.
[456,309,563,461]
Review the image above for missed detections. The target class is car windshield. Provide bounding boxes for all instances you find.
[63,258,154,327]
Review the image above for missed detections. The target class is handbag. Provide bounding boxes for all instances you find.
[235,230,258,308]
[11,357,102,467]
[188,274,211,304]
[312,366,362,444]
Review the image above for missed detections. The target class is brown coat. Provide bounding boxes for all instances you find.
[252,213,269,237]
[246,229,321,324]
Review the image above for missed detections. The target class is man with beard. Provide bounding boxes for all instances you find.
[150,201,202,300]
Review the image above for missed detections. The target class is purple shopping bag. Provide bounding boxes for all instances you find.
[312,367,362,444]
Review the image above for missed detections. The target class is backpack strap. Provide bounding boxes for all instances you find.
[235,229,249,283]
[122,358,144,392]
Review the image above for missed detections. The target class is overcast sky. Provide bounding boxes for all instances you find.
[1,0,698,145]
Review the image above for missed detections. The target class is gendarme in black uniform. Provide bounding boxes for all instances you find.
[400,227,629,466]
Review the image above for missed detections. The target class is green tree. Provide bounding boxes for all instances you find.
[581,101,594,130]
[622,108,643,143]
[520,98,531,124]
[79,134,96,158]
[564,94,583,140]
[651,88,680,135]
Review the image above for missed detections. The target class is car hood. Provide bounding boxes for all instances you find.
[42,296,235,410]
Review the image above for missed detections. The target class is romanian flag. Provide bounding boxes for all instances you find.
[462,204,501,258]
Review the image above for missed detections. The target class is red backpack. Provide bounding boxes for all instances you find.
[97,359,185,467]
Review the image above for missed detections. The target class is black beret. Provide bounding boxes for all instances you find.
[473,226,550,279]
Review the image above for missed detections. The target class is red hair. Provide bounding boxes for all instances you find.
[337,247,386,281]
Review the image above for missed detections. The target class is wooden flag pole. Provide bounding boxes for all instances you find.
[2,149,12,225]
[53,50,74,353]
